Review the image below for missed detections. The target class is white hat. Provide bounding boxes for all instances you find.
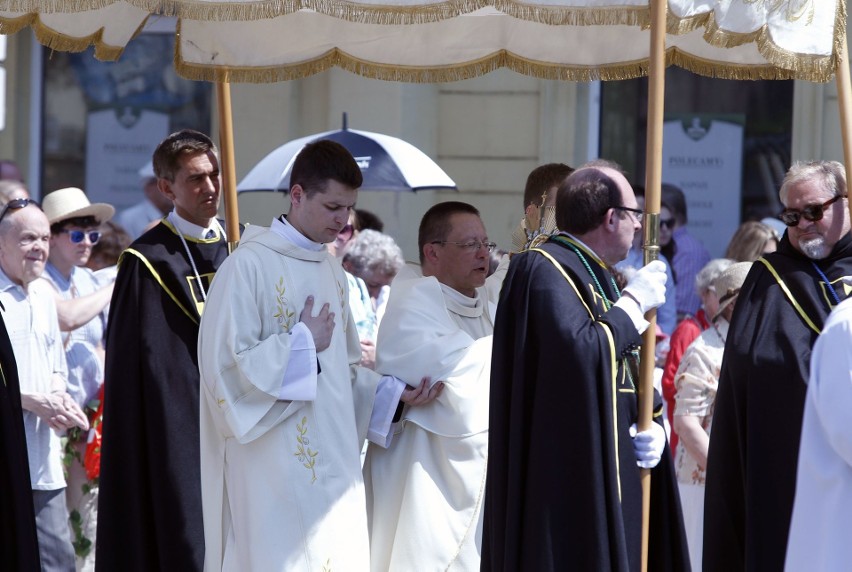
[42,187,115,225]
[712,261,752,319]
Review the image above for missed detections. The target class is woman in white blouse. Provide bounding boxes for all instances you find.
[673,261,752,571]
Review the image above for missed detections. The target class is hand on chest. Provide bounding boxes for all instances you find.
[269,263,348,333]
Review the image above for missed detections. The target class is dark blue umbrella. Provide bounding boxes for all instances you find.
[238,116,456,193]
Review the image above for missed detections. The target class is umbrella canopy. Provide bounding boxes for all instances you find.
[237,125,457,193]
[0,1,844,83]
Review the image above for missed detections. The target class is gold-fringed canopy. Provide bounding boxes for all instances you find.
[0,0,844,84]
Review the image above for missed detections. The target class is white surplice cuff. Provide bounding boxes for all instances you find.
[277,322,318,401]
[367,375,406,448]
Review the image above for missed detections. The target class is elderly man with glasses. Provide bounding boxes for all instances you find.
[0,197,90,570]
[364,200,495,571]
[704,160,852,571]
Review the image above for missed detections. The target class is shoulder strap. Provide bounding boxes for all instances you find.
[530,247,594,319]
[122,248,199,325]
[758,258,820,334]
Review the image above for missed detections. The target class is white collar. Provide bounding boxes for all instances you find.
[271,216,325,252]
[167,210,218,240]
[439,283,483,318]
[560,232,607,267]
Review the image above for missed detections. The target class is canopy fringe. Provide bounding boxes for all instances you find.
[176,44,809,84]
[667,2,843,83]
[0,13,129,60]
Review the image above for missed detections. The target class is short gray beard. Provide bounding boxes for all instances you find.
[799,236,829,260]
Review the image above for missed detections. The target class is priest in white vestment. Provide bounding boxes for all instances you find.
[786,294,852,571]
[364,201,495,571]
[198,141,439,572]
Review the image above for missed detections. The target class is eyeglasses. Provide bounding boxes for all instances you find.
[612,206,644,224]
[60,229,101,245]
[431,240,497,253]
[337,224,354,240]
[660,217,676,230]
[779,194,846,227]
[0,198,39,223]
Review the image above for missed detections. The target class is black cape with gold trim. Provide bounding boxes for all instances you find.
[0,312,40,571]
[704,232,852,572]
[481,237,689,572]
[96,220,233,571]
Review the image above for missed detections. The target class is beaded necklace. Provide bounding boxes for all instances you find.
[552,235,638,388]
[552,235,621,308]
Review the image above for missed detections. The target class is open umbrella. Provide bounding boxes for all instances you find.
[237,114,456,193]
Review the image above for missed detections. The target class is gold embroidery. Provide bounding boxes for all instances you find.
[273,277,296,330]
[295,416,319,483]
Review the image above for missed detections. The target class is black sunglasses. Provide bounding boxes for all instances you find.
[659,217,676,230]
[779,194,846,227]
[60,229,101,245]
[0,198,39,223]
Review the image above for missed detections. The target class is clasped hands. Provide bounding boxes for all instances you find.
[33,391,89,433]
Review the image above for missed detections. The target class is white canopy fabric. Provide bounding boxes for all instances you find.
[0,0,844,82]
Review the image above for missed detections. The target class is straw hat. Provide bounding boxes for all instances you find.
[42,187,115,225]
[712,261,752,319]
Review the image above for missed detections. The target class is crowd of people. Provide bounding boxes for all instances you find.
[1,132,851,572]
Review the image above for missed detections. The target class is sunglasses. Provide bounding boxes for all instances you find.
[779,194,846,227]
[60,229,101,245]
[0,198,39,223]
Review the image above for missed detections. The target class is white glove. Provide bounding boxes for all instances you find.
[630,422,666,469]
[621,260,667,314]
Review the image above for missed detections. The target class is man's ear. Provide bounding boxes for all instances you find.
[603,207,618,232]
[290,184,304,205]
[422,242,439,265]
[157,178,175,202]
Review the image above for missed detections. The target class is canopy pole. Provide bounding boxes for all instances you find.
[216,79,240,252]
[836,39,852,220]
[639,0,668,570]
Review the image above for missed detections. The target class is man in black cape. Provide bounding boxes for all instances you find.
[0,311,40,570]
[97,130,234,571]
[482,161,689,571]
[704,160,852,571]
